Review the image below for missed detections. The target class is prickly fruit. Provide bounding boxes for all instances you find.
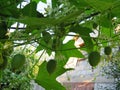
[11,54,25,70]
[46,59,57,74]
[88,51,101,67]
[104,46,112,55]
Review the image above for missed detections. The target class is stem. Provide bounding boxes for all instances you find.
[30,50,45,73]
[35,40,53,51]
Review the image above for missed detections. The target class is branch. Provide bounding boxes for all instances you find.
[97,38,120,46]
[30,50,46,72]
[65,11,100,26]
[35,40,53,51]
[80,12,100,22]
[9,27,26,30]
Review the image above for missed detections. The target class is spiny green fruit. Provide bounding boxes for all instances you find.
[104,46,112,55]
[0,56,8,70]
[46,59,57,75]
[11,54,25,70]
[88,51,101,67]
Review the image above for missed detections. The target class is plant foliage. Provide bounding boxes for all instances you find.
[0,0,120,89]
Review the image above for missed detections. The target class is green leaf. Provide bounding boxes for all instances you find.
[36,43,52,56]
[41,0,46,3]
[69,0,88,9]
[35,61,67,90]
[99,27,114,46]
[56,10,83,25]
[101,27,113,37]
[70,25,94,52]
[100,13,113,28]
[111,2,120,18]
[52,0,60,8]
[0,3,20,18]
[22,1,37,17]
[35,46,43,53]
[18,17,56,26]
[19,11,82,26]
[100,26,114,41]
[61,40,84,59]
[0,0,24,8]
[112,8,120,18]
[70,25,93,35]
[86,0,120,13]
[37,37,53,55]
[32,0,40,3]
[85,0,113,11]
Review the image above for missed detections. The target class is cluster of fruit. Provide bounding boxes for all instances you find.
[46,46,112,75]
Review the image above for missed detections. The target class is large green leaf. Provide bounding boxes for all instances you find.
[56,10,83,25]
[84,0,120,17]
[100,27,114,38]
[35,61,69,90]
[70,25,94,52]
[21,1,37,17]
[18,17,56,26]
[61,40,84,59]
[0,0,23,18]
[111,1,120,18]
[99,13,113,28]
[52,0,60,8]
[85,0,113,11]
[0,0,24,8]
[99,27,114,46]
[0,1,20,18]
[69,0,88,9]
[112,8,120,18]
[19,11,82,26]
